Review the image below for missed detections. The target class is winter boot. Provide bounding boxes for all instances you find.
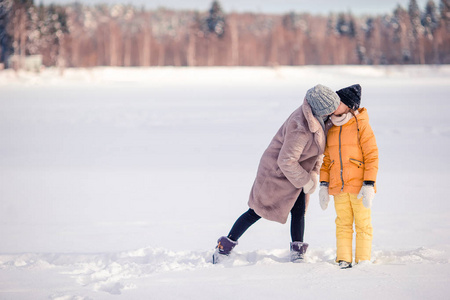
[338,260,352,269]
[212,236,238,264]
[290,242,309,262]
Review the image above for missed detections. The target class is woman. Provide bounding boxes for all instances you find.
[213,84,340,263]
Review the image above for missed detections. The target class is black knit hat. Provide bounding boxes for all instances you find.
[336,84,361,110]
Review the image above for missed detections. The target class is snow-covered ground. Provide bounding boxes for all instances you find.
[0,65,449,299]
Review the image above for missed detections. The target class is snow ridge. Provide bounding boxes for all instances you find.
[1,246,448,296]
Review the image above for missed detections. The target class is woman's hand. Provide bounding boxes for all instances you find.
[303,172,319,194]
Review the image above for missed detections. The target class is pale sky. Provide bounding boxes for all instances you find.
[39,0,432,15]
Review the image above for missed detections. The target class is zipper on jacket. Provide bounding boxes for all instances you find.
[349,158,364,167]
[339,126,344,191]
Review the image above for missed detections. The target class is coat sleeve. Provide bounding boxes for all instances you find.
[277,121,311,189]
[312,154,324,174]
[360,122,378,182]
[320,145,331,183]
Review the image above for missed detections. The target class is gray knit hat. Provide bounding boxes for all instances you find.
[305,84,340,117]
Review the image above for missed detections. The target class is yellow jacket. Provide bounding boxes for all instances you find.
[320,108,378,196]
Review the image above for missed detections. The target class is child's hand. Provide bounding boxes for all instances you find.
[319,184,330,210]
[358,184,375,208]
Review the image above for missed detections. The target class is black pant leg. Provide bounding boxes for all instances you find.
[227,209,261,242]
[290,191,306,242]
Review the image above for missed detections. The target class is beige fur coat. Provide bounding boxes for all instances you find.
[248,99,331,224]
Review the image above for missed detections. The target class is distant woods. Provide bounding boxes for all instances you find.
[0,0,449,69]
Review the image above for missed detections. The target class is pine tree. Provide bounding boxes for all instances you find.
[8,0,35,68]
[394,5,413,63]
[422,0,440,37]
[336,13,348,35]
[364,17,374,39]
[409,0,427,63]
[0,0,13,65]
[26,4,40,56]
[206,1,225,37]
[438,0,450,64]
[39,4,68,66]
[335,13,356,37]
[348,17,356,38]
[440,0,450,29]
[409,0,423,38]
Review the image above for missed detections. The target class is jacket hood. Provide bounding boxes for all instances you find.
[348,107,369,125]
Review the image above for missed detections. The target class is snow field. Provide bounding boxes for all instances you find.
[0,65,449,299]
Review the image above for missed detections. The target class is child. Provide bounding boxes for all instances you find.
[319,84,379,269]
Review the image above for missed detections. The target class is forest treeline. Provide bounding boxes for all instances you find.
[0,0,449,69]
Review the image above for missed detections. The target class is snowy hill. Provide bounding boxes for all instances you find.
[0,65,449,299]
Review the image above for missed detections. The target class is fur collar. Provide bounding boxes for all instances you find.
[301,98,321,133]
[301,98,326,153]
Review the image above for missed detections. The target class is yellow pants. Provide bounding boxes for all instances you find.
[334,193,373,263]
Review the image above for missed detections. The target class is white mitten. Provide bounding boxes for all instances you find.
[319,185,330,210]
[357,185,375,208]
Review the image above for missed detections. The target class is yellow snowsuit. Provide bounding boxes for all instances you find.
[320,108,378,263]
